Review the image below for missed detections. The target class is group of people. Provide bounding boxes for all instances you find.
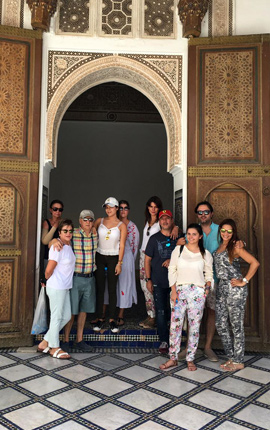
[37,197,259,373]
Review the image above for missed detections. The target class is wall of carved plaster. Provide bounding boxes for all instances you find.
[46,53,182,172]
[1,1,270,38]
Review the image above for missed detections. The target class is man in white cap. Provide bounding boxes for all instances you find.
[54,210,98,352]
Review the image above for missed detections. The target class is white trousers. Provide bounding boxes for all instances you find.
[44,287,71,348]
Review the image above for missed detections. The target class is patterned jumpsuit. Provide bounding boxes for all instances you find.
[213,250,248,364]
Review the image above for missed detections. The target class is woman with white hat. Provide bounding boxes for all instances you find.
[94,197,127,333]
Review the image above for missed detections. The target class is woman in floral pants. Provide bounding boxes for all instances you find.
[160,223,213,371]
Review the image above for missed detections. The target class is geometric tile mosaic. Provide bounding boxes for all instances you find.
[0,350,270,430]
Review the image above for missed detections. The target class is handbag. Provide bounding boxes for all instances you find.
[31,287,48,334]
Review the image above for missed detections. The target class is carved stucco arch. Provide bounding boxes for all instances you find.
[46,55,182,171]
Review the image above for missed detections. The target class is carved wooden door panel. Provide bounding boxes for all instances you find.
[187,35,270,351]
[0,27,42,347]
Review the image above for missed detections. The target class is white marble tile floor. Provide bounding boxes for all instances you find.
[0,349,269,430]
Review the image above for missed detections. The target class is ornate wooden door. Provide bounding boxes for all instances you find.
[0,26,42,347]
[187,35,270,351]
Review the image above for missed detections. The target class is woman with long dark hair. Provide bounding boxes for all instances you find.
[139,196,179,328]
[42,200,64,268]
[139,196,163,328]
[213,219,259,371]
[160,223,213,371]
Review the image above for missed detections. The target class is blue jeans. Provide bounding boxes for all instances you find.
[153,285,170,344]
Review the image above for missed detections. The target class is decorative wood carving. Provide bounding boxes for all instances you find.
[0,40,29,155]
[143,0,174,38]
[27,0,57,31]
[178,0,209,38]
[199,47,259,163]
[0,262,13,323]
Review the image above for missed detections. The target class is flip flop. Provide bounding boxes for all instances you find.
[159,359,177,370]
[50,348,70,360]
[37,346,50,354]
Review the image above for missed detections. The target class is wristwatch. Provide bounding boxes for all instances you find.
[243,277,249,284]
[145,278,151,282]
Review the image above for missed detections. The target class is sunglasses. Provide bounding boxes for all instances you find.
[220,228,233,234]
[119,207,129,211]
[165,238,171,247]
[197,210,210,215]
[52,207,63,212]
[61,229,73,234]
[146,226,151,236]
[82,218,94,222]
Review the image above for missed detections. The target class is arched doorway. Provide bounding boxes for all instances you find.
[40,57,183,327]
[48,82,174,230]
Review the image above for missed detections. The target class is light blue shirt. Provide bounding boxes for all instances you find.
[202,222,220,283]
[203,222,220,255]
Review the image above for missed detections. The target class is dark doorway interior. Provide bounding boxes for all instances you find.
[48,82,174,323]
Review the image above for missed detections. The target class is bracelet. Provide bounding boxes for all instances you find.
[117,261,123,265]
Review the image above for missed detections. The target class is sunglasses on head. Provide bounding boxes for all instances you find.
[61,229,73,234]
[120,207,129,211]
[52,207,63,212]
[82,218,94,222]
[220,228,233,234]
[197,210,210,215]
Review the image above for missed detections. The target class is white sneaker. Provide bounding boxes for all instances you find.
[110,321,119,333]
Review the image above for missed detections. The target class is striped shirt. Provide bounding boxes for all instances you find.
[72,228,98,274]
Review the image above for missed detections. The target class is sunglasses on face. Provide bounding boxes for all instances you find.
[220,228,233,234]
[197,210,210,215]
[52,207,63,212]
[119,207,129,211]
[82,218,94,222]
[61,229,73,234]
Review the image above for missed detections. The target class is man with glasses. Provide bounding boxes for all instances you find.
[51,209,98,352]
[194,201,220,362]
[144,210,183,354]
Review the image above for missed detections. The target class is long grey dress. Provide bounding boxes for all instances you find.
[104,221,139,308]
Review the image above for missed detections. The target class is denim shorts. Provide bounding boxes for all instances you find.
[70,275,96,314]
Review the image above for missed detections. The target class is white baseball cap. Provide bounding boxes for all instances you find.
[102,197,119,207]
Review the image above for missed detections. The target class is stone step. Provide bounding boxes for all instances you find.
[35,326,187,349]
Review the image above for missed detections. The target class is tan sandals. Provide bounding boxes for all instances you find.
[220,359,244,371]
[187,361,197,371]
[159,359,177,370]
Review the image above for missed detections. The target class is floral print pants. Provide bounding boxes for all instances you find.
[169,284,206,362]
[139,251,155,318]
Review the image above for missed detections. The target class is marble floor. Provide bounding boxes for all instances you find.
[0,348,269,430]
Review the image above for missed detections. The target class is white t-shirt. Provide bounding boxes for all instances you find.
[140,221,160,252]
[168,245,213,288]
[47,245,76,290]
